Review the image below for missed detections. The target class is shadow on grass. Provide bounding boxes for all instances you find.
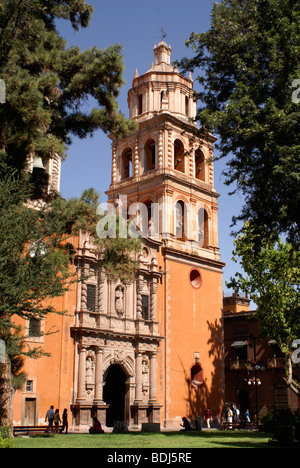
[156,431,274,448]
[14,430,275,449]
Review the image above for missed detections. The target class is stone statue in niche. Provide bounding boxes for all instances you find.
[86,354,95,396]
[115,285,125,317]
[142,355,149,397]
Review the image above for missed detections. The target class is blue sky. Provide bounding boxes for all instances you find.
[56,0,246,296]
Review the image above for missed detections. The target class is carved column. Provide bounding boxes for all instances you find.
[150,278,158,321]
[134,138,139,178]
[158,130,163,169]
[149,352,157,402]
[136,276,143,319]
[94,347,104,403]
[80,266,88,311]
[167,129,173,168]
[112,144,117,184]
[97,269,105,313]
[135,352,143,402]
[77,345,87,401]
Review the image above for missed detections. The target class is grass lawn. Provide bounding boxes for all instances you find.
[13,430,275,449]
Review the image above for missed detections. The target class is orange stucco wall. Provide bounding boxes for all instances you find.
[12,251,78,426]
[156,254,224,424]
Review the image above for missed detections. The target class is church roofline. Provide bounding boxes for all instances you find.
[162,245,226,271]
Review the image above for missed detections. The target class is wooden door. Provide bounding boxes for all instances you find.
[24,398,36,426]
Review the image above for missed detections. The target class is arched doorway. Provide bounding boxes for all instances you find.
[103,364,127,427]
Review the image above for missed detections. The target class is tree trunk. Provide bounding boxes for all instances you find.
[285,356,300,397]
[0,354,13,436]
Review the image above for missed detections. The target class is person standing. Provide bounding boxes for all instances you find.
[60,409,69,434]
[227,406,233,429]
[45,405,55,432]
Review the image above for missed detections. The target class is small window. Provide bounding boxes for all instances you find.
[87,284,96,312]
[26,380,33,392]
[29,318,41,337]
[191,363,204,387]
[141,295,150,321]
[235,345,248,362]
[190,269,202,289]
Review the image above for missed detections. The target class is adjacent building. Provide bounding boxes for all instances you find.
[223,293,300,417]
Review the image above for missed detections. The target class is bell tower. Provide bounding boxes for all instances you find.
[107,41,224,427]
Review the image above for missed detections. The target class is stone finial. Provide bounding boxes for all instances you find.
[153,41,172,65]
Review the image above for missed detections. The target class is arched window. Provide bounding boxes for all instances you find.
[195,149,205,181]
[128,199,156,237]
[174,139,185,173]
[191,363,204,387]
[138,94,143,115]
[198,208,209,247]
[144,139,156,172]
[185,95,189,117]
[175,200,186,240]
[121,148,133,180]
[190,269,202,289]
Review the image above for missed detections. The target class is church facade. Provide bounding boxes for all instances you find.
[13,42,225,430]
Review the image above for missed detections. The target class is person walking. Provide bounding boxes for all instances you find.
[204,408,212,428]
[244,409,251,423]
[60,409,68,434]
[233,405,240,423]
[54,409,61,433]
[45,405,55,432]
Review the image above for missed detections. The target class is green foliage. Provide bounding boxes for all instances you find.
[0,0,136,173]
[0,164,77,368]
[0,163,141,374]
[101,236,141,283]
[179,0,300,243]
[13,431,272,449]
[260,409,300,446]
[0,424,13,447]
[0,436,14,449]
[228,222,300,355]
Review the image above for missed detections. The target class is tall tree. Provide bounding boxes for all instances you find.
[178,0,300,243]
[0,164,140,430]
[228,222,300,396]
[0,0,139,431]
[0,0,136,173]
